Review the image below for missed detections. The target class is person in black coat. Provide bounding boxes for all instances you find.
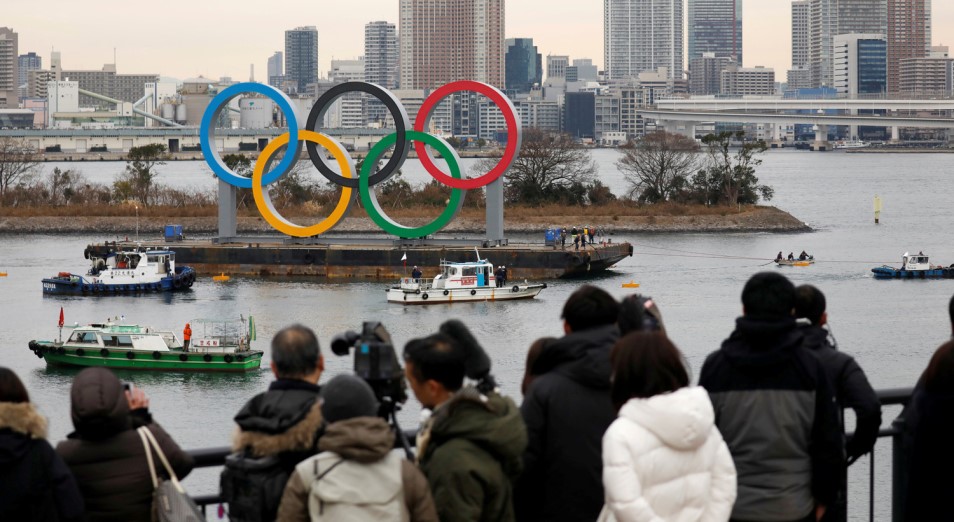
[795,285,881,522]
[0,367,84,522]
[516,285,620,522]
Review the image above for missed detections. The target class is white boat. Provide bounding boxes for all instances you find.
[386,258,547,305]
[835,140,868,149]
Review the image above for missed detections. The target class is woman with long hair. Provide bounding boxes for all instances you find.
[0,367,84,521]
[600,332,736,521]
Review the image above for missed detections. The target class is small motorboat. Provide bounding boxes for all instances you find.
[42,248,196,295]
[386,256,546,305]
[872,252,954,279]
[28,316,262,372]
[776,258,814,267]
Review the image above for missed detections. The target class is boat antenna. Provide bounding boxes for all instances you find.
[474,246,481,262]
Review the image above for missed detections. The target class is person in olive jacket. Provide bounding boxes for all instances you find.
[0,367,84,521]
[404,333,527,522]
[56,367,194,522]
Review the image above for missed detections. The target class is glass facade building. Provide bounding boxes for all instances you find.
[688,0,742,63]
[505,38,542,93]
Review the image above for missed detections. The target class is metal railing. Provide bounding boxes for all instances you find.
[184,388,916,520]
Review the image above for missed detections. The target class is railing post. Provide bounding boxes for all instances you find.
[892,416,907,522]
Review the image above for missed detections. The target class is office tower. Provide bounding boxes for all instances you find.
[399,0,505,89]
[887,0,931,93]
[604,0,684,80]
[285,26,319,93]
[688,0,742,63]
[565,91,595,139]
[900,46,952,95]
[364,21,398,126]
[0,27,17,108]
[690,52,734,94]
[505,38,542,92]
[267,52,283,88]
[572,59,599,81]
[720,65,776,95]
[834,34,887,96]
[547,55,570,79]
[788,0,812,90]
[807,0,887,90]
[18,51,41,100]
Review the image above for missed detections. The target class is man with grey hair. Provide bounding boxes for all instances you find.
[223,324,326,521]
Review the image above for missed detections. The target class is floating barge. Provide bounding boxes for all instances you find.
[84,240,634,280]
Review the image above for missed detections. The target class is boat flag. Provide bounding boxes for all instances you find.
[58,307,64,328]
[249,315,257,341]
[401,252,407,261]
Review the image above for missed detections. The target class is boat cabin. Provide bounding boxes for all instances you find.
[431,260,497,289]
[90,249,176,276]
[901,252,931,271]
[66,324,176,351]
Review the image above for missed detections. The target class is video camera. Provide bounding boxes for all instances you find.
[330,321,408,417]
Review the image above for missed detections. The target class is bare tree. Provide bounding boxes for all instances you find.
[698,131,772,206]
[616,131,700,203]
[502,128,598,205]
[0,137,41,203]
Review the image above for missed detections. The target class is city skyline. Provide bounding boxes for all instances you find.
[6,0,954,83]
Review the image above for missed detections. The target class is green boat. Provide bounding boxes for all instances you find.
[28,318,263,373]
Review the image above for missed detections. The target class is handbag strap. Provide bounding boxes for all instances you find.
[137,426,185,493]
[137,427,159,489]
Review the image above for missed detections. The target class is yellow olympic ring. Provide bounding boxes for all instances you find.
[252,130,353,237]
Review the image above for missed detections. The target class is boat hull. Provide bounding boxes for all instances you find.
[387,283,547,305]
[28,340,262,372]
[41,267,196,295]
[776,260,814,267]
[871,266,954,279]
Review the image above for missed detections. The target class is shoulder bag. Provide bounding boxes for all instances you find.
[137,426,204,522]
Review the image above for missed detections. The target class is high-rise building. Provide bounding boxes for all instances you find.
[788,0,813,90]
[834,34,887,96]
[267,52,283,89]
[565,91,595,139]
[807,0,887,90]
[0,27,18,108]
[399,0,505,90]
[887,0,931,93]
[720,65,776,95]
[285,26,319,93]
[505,38,542,93]
[900,46,952,95]
[571,59,599,81]
[546,55,570,80]
[688,0,742,63]
[689,52,735,94]
[60,62,158,109]
[18,51,41,101]
[364,21,399,89]
[604,0,684,81]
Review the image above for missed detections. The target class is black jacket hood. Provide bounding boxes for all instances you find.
[234,379,321,434]
[69,367,131,440]
[531,324,618,390]
[720,316,804,370]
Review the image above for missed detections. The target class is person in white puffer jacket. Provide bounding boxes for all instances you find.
[600,332,737,522]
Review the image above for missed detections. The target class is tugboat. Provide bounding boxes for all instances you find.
[28,316,262,372]
[871,252,954,279]
[386,257,547,305]
[42,248,196,295]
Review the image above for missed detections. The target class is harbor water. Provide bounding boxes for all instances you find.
[2,149,953,519]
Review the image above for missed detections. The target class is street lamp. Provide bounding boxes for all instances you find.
[135,205,139,241]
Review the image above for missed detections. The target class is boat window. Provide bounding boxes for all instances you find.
[69,331,99,343]
[450,267,457,275]
[100,334,115,346]
[462,267,477,276]
[115,335,133,347]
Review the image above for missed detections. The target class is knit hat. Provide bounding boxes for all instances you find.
[321,375,380,423]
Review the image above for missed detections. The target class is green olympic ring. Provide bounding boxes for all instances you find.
[361,131,465,238]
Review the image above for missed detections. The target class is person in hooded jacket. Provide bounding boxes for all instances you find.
[276,374,438,522]
[404,332,527,522]
[56,367,193,522]
[516,285,620,522]
[795,285,881,522]
[0,367,84,522]
[699,272,841,522]
[600,332,736,522]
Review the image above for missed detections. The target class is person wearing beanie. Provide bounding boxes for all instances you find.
[277,375,438,522]
[56,367,193,522]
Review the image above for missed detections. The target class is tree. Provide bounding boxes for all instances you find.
[222,154,254,208]
[699,131,773,206]
[115,144,166,205]
[48,167,83,205]
[616,131,700,203]
[502,128,598,205]
[0,137,41,204]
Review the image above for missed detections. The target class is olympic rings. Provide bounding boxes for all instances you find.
[201,83,301,188]
[252,130,354,237]
[361,131,464,238]
[306,82,410,189]
[199,80,522,239]
[414,81,522,190]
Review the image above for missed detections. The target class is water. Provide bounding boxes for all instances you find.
[4,149,953,518]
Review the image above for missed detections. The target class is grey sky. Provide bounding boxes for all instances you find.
[8,0,953,82]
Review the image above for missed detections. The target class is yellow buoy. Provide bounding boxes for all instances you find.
[621,280,640,288]
[212,273,230,282]
[0,272,7,277]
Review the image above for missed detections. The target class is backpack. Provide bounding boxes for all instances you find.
[220,452,290,522]
[297,451,408,522]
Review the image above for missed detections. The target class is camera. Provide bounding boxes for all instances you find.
[122,381,135,392]
[331,321,408,417]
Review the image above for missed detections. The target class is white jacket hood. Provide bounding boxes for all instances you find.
[618,386,714,451]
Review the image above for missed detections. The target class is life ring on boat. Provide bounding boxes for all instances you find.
[56,347,66,355]
[512,285,519,293]
[203,354,212,362]
[84,248,90,259]
[303,253,314,264]
[422,293,429,300]
[236,355,245,362]
[71,281,78,287]
[126,351,135,359]
[414,289,421,294]
[173,278,182,289]
[443,290,449,296]
[152,351,162,360]
[179,354,188,362]
[224,354,234,363]
[82,284,90,292]
[470,289,477,296]
[100,348,109,357]
[186,276,193,288]
[75,348,85,356]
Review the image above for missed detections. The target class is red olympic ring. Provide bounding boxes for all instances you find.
[413,80,521,190]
